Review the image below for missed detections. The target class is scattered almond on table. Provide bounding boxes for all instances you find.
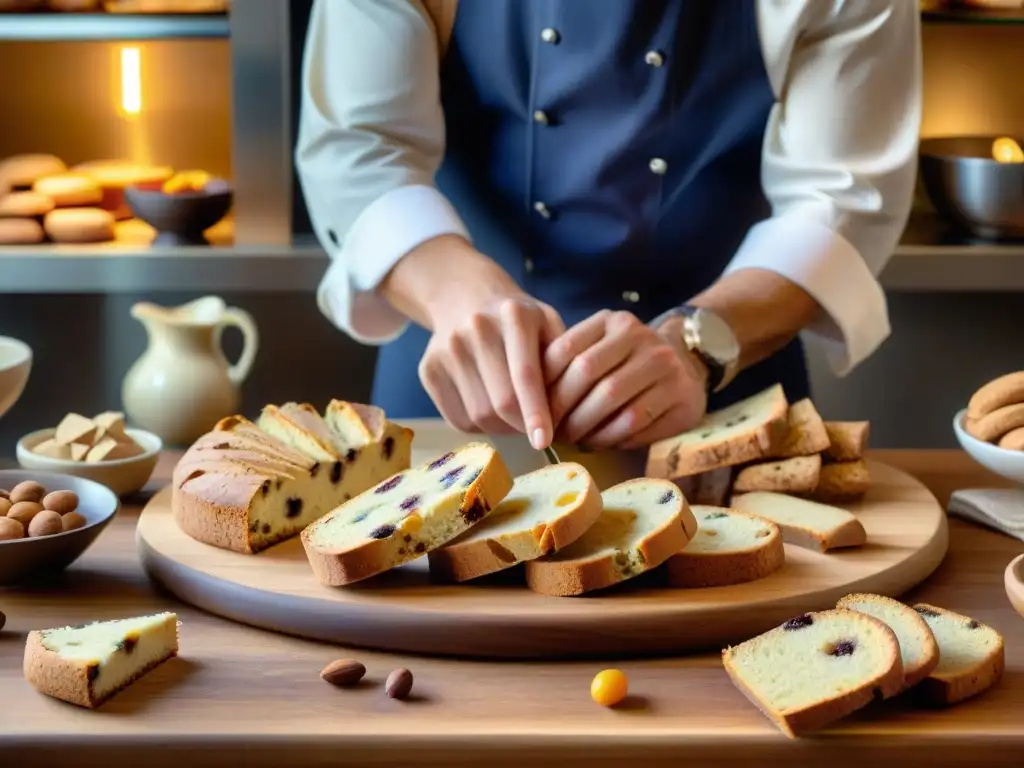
[385,668,414,700]
[33,411,145,463]
[320,658,366,687]
[0,481,83,541]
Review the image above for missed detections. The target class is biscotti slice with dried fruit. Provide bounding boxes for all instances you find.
[666,505,784,588]
[729,492,867,552]
[258,402,345,462]
[722,609,903,738]
[733,455,821,495]
[646,384,789,479]
[809,460,871,503]
[23,612,179,709]
[837,593,940,691]
[302,443,514,586]
[823,421,870,462]
[428,463,602,582]
[525,479,697,596]
[912,604,1005,705]
[772,398,831,458]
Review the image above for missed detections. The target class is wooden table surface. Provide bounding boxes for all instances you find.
[1,448,1022,767]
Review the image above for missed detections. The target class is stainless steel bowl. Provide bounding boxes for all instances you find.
[920,136,1024,240]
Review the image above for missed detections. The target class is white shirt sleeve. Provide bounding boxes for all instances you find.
[727,0,922,376]
[295,0,465,345]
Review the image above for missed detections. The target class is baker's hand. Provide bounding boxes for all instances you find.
[421,291,565,448]
[543,310,707,449]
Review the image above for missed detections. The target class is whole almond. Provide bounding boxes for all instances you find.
[28,510,63,538]
[0,498,11,517]
[9,481,46,504]
[7,501,43,527]
[43,490,79,515]
[0,517,25,541]
[385,668,413,700]
[320,659,366,687]
[62,512,88,532]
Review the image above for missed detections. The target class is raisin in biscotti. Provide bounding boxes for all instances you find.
[428,463,602,583]
[666,506,784,588]
[173,401,413,554]
[722,609,903,738]
[23,613,179,709]
[525,479,697,597]
[837,593,940,691]
[302,443,514,586]
[913,604,1005,706]
[730,491,867,552]
[646,384,789,480]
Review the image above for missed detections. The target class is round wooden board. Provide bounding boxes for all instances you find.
[137,460,949,660]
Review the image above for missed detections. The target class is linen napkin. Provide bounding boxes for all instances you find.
[947,488,1024,542]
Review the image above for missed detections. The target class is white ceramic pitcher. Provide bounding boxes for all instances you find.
[122,296,259,445]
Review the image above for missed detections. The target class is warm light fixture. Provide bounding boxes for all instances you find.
[992,136,1024,164]
[120,46,142,115]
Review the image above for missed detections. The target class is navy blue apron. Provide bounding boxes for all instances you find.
[372,0,810,419]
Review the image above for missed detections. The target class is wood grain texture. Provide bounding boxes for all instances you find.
[135,458,948,658]
[0,444,1022,768]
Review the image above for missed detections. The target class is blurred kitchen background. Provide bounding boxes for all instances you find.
[2,0,1023,449]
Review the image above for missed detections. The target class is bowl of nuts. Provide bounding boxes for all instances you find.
[0,470,120,586]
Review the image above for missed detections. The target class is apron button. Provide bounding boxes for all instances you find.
[649,158,668,176]
[541,27,561,44]
[645,50,665,68]
[534,201,552,219]
[524,258,535,274]
[622,290,641,304]
[533,110,550,125]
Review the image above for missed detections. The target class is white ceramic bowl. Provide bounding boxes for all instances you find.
[0,469,120,586]
[952,408,1024,485]
[0,336,32,420]
[16,427,163,497]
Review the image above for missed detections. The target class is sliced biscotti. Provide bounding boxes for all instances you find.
[729,491,867,552]
[913,604,1005,705]
[666,505,784,588]
[772,398,831,458]
[674,465,733,506]
[428,463,602,583]
[258,402,346,462]
[722,609,903,738]
[302,443,514,586]
[809,460,871,503]
[525,479,697,597]
[823,421,870,462]
[646,384,789,479]
[24,613,179,709]
[733,454,821,495]
[837,593,940,691]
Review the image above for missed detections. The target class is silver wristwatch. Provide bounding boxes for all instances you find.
[650,304,740,394]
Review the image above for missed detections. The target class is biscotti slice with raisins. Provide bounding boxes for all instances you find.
[912,604,1005,705]
[722,609,903,738]
[729,491,867,552]
[732,454,822,495]
[24,612,179,709]
[301,443,514,586]
[173,403,412,554]
[646,384,789,480]
[770,398,832,458]
[666,505,784,588]
[837,593,940,691]
[428,463,603,582]
[524,478,697,597]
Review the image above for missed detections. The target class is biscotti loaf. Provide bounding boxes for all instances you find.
[837,593,940,691]
[666,505,784,588]
[525,478,697,596]
[302,443,514,586]
[428,462,602,583]
[730,491,867,552]
[23,612,179,709]
[913,604,1005,705]
[173,402,413,553]
[722,609,903,738]
[646,384,789,479]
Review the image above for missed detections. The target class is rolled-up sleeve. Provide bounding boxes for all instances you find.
[295,0,467,344]
[726,0,922,376]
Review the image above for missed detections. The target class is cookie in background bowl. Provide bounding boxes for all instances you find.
[0,470,119,587]
[17,411,162,497]
[955,370,1024,484]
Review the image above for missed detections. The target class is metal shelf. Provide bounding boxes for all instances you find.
[922,7,1024,24]
[0,12,229,41]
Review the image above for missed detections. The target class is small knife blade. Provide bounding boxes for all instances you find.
[542,444,561,465]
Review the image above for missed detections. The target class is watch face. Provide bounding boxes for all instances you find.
[692,308,740,365]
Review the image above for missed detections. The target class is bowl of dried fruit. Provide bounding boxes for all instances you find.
[0,470,120,586]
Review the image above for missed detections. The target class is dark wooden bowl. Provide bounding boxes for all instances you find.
[125,179,233,247]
